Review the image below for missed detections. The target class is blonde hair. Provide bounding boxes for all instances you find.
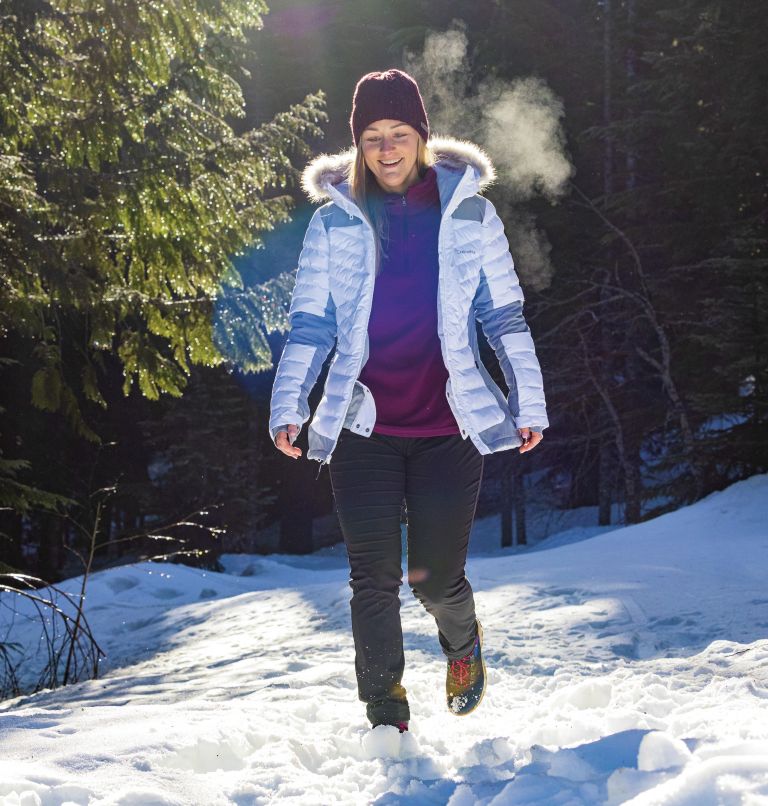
[348,135,435,277]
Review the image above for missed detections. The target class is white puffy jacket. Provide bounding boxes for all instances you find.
[269,135,549,466]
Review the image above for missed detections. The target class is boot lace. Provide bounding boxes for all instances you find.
[449,654,472,687]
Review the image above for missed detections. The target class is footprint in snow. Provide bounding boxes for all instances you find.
[148,588,183,600]
[106,576,140,594]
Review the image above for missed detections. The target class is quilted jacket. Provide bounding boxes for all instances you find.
[269,135,549,466]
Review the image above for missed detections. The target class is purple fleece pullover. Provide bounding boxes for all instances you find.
[357,166,461,437]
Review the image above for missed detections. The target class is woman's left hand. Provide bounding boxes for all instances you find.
[518,427,543,453]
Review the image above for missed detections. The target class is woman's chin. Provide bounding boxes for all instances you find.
[375,172,410,193]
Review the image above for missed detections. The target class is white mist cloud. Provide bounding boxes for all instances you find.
[404,21,573,290]
[480,76,572,203]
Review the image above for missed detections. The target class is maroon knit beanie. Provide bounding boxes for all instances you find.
[349,69,430,146]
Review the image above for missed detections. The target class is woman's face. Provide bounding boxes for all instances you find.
[360,119,420,195]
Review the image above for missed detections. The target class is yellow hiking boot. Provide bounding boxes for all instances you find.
[446,620,486,716]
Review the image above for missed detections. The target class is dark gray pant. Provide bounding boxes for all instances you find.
[329,428,484,726]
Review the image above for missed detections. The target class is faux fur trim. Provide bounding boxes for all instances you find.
[300,134,497,203]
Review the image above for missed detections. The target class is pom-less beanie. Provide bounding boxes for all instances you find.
[350,69,430,146]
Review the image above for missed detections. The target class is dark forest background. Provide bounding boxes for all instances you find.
[1,0,765,582]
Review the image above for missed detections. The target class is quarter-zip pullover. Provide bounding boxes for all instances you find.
[357,166,461,436]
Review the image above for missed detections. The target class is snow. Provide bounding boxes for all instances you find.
[1,474,767,805]
[636,732,692,773]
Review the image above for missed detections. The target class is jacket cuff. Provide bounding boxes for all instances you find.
[269,419,303,444]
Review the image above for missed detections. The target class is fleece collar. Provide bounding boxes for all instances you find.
[300,135,497,213]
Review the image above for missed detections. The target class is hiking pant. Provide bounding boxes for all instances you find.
[328,427,484,727]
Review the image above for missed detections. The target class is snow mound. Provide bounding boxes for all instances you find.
[0,474,767,804]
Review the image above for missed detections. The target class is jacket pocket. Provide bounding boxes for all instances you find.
[342,380,377,435]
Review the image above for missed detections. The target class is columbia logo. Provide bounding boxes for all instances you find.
[456,250,476,255]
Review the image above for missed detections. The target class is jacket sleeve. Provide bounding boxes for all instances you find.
[472,198,549,432]
[268,208,337,443]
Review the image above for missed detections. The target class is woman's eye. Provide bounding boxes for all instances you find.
[366,134,407,143]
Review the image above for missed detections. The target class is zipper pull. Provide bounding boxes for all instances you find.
[315,457,330,481]
[402,195,406,206]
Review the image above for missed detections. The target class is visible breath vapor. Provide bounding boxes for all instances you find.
[404,22,573,291]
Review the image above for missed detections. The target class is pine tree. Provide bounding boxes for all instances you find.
[600,0,768,505]
[0,0,326,513]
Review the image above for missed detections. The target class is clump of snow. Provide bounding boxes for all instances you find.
[637,731,693,772]
[446,783,476,805]
[550,678,613,710]
[449,694,468,714]
[1,790,42,806]
[360,724,407,759]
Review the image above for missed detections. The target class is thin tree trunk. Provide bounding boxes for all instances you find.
[0,511,24,571]
[598,0,615,526]
[621,0,642,522]
[279,446,313,554]
[603,0,614,198]
[574,181,705,501]
[513,464,527,545]
[500,468,512,548]
[38,512,62,581]
[625,0,637,191]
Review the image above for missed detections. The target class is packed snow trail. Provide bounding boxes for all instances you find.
[1,475,767,804]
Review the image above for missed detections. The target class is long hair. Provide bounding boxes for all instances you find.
[348,135,435,277]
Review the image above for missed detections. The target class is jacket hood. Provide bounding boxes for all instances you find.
[300,134,497,204]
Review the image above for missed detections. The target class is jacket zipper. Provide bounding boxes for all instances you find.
[314,167,474,469]
[315,222,377,477]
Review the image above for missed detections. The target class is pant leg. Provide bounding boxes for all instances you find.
[328,428,410,726]
[405,435,484,661]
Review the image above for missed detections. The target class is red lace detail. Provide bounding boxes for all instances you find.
[450,654,472,686]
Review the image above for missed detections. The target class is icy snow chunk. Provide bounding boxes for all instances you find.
[0,793,42,806]
[156,734,249,773]
[446,784,476,806]
[551,678,613,710]
[545,748,599,782]
[361,725,411,759]
[637,730,693,772]
[464,736,517,768]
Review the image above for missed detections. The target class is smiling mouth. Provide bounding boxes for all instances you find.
[379,158,403,168]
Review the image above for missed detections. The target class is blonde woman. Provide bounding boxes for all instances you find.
[270,69,548,733]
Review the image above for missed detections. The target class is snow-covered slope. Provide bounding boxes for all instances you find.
[1,475,767,805]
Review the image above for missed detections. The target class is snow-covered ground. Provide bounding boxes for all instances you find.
[1,474,767,805]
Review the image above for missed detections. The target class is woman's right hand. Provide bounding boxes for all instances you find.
[275,424,302,459]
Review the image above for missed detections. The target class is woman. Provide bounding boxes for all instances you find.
[269,69,548,733]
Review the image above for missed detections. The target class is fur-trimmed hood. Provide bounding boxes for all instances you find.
[300,134,497,204]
